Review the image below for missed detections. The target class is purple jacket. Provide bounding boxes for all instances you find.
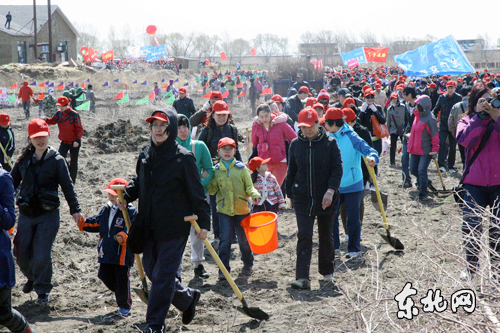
[252,121,297,164]
[457,115,500,187]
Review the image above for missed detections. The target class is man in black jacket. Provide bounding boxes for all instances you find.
[284,87,309,124]
[121,108,210,332]
[286,109,343,289]
[173,87,196,118]
[432,80,462,173]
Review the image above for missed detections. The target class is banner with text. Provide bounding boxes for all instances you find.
[341,47,366,66]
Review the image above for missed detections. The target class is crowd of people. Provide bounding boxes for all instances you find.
[1,63,500,332]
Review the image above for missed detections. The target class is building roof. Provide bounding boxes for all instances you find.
[0,5,80,38]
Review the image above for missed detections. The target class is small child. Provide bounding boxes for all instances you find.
[34,92,44,117]
[79,178,137,317]
[207,138,261,280]
[0,113,15,172]
[249,157,285,214]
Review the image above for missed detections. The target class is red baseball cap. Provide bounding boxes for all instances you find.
[364,89,375,97]
[212,101,231,114]
[271,94,284,103]
[343,108,356,123]
[390,92,399,99]
[0,113,10,126]
[248,157,271,172]
[179,87,186,94]
[102,178,129,196]
[297,108,318,127]
[457,78,463,82]
[305,97,317,108]
[324,108,344,121]
[312,103,325,111]
[298,86,312,96]
[210,91,223,101]
[362,85,370,92]
[429,83,437,88]
[343,98,355,108]
[146,110,169,123]
[317,89,330,101]
[28,118,50,138]
[56,96,70,106]
[218,137,236,149]
[375,84,381,89]
[446,81,457,87]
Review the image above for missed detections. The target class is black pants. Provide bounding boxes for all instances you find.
[438,130,456,169]
[98,263,131,310]
[5,20,10,29]
[0,287,30,333]
[390,134,403,165]
[58,142,80,184]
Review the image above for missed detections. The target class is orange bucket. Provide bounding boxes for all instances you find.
[240,212,278,254]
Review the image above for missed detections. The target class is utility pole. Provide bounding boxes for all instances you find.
[33,0,38,61]
[47,0,52,62]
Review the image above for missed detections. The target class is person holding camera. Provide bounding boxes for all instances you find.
[11,119,84,304]
[456,83,500,281]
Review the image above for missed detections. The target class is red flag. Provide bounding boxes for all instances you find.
[161,83,169,89]
[102,50,114,62]
[222,90,229,98]
[364,47,389,63]
[203,82,208,88]
[148,92,155,99]
[113,91,124,99]
[56,82,64,89]
[260,87,272,96]
[38,82,46,87]
[201,92,211,98]
[10,83,17,89]
[238,91,245,97]
[235,82,243,88]
[220,52,227,60]
[250,48,256,56]
[81,82,86,88]
[0,89,3,94]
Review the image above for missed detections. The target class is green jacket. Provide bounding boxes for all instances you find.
[176,114,214,189]
[207,159,261,216]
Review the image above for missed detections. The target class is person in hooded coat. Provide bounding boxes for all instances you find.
[119,107,210,332]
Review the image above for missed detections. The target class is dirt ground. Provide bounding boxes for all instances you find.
[1,65,499,333]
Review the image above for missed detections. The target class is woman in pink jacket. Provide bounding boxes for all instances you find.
[252,103,297,186]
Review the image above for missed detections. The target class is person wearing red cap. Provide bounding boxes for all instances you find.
[305,97,317,109]
[251,104,297,187]
[207,137,261,280]
[189,90,223,127]
[286,108,343,289]
[225,75,235,104]
[118,108,210,331]
[17,81,34,120]
[359,89,387,156]
[11,118,84,305]
[284,87,309,127]
[317,89,331,109]
[0,113,14,171]
[249,157,285,214]
[432,80,462,173]
[79,178,137,317]
[386,93,406,166]
[323,108,378,259]
[374,84,387,110]
[44,96,84,184]
[173,87,197,118]
[312,103,325,119]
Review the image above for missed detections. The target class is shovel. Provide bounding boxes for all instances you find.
[370,189,387,213]
[184,215,270,321]
[363,157,404,251]
[429,152,453,195]
[111,185,149,304]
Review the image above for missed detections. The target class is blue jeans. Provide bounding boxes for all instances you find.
[333,191,363,253]
[218,213,254,274]
[409,154,432,197]
[401,142,411,184]
[462,184,500,273]
[13,209,60,295]
[210,194,220,239]
[438,129,456,169]
[142,237,196,331]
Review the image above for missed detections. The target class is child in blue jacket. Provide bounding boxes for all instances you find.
[79,178,137,317]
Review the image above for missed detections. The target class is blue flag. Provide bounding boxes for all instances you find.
[103,81,109,87]
[68,82,74,87]
[394,35,475,76]
[113,78,119,83]
[48,82,54,87]
[141,80,148,86]
[174,78,179,83]
[341,48,367,66]
[29,81,37,86]
[183,82,188,86]
[145,45,167,62]
[75,83,79,88]
[161,78,166,82]
[45,81,49,85]
[85,79,90,83]
[133,80,138,84]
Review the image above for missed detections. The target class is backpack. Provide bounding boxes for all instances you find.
[206,124,238,147]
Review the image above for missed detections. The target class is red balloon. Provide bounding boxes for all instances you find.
[80,46,88,55]
[146,25,157,35]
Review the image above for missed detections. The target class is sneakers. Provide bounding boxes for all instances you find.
[36,293,50,304]
[194,264,210,280]
[182,289,201,325]
[218,272,227,281]
[335,249,341,258]
[23,280,34,294]
[117,308,131,317]
[211,239,220,252]
[460,270,472,282]
[439,166,446,173]
[346,252,362,259]
[290,278,311,290]
[323,274,335,282]
[398,182,412,189]
[343,235,349,243]
[449,168,457,174]
[241,265,252,276]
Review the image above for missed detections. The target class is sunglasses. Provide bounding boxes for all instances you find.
[366,95,375,99]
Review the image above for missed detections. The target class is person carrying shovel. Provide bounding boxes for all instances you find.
[78,178,137,317]
[117,108,211,332]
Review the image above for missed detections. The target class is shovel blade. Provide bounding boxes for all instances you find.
[133,287,149,304]
[371,190,387,213]
[380,232,404,251]
[237,306,270,320]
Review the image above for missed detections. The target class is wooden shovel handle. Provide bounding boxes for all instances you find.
[362,157,389,231]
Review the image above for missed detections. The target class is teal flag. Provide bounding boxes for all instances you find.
[165,95,175,104]
[6,94,15,103]
[117,94,129,104]
[75,101,90,111]
[162,90,173,99]
[135,96,149,105]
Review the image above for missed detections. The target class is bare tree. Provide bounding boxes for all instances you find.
[208,35,221,62]
[106,25,132,59]
[75,23,103,52]
[253,33,280,63]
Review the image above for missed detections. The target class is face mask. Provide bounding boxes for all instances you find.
[49,91,54,96]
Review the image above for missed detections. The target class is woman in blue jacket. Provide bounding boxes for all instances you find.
[0,169,36,333]
[325,108,379,259]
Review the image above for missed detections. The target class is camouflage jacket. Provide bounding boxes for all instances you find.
[42,95,57,115]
